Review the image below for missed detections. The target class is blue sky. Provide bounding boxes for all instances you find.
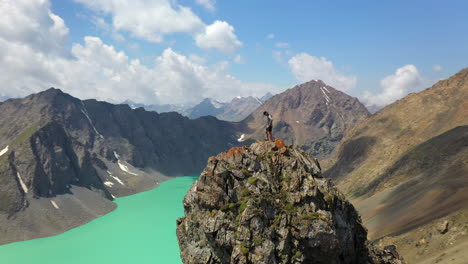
[0,0,467,107]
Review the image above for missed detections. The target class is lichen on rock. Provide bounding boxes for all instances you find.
[177,140,404,264]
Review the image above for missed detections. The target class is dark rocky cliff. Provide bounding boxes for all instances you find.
[0,88,239,244]
[176,139,404,264]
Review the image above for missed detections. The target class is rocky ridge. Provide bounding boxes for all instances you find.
[176,139,403,264]
[0,88,239,244]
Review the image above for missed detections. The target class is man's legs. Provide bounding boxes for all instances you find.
[268,130,273,141]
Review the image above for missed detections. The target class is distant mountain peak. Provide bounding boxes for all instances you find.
[241,80,369,158]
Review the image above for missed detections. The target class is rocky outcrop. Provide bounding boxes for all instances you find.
[176,139,403,264]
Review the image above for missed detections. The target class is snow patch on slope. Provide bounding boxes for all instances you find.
[104,181,114,187]
[16,172,28,193]
[17,172,28,193]
[80,102,103,139]
[0,145,9,157]
[210,99,225,109]
[107,171,125,185]
[50,200,59,209]
[118,161,138,176]
[113,151,138,175]
[320,87,331,103]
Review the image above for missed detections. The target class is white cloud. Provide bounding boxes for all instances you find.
[0,0,285,107]
[234,55,245,64]
[195,0,216,11]
[74,0,205,43]
[188,54,206,64]
[195,20,243,54]
[74,0,241,54]
[266,33,275,39]
[90,16,126,42]
[362,65,423,108]
[0,0,69,56]
[433,65,442,72]
[0,1,277,105]
[288,53,357,91]
[275,42,289,48]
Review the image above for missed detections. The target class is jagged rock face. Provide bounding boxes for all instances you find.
[176,140,403,264]
[240,80,369,159]
[0,88,239,245]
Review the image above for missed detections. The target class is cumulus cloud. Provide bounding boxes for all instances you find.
[0,1,276,105]
[433,65,442,72]
[195,20,243,54]
[188,54,206,64]
[288,53,357,91]
[74,0,241,53]
[266,33,275,39]
[0,0,69,56]
[74,0,204,43]
[195,0,216,11]
[362,65,423,108]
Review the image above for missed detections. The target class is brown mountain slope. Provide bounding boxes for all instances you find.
[324,68,468,240]
[240,80,369,159]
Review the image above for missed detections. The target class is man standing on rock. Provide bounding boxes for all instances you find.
[263,111,274,142]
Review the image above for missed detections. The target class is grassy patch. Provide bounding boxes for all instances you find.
[242,168,251,177]
[11,124,40,149]
[253,237,264,246]
[302,212,321,221]
[239,187,250,197]
[238,202,248,214]
[247,177,259,185]
[220,203,237,212]
[281,204,297,215]
[280,172,291,184]
[240,244,249,255]
[209,210,217,217]
[292,250,302,259]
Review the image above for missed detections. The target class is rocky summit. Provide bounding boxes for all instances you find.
[176,139,403,264]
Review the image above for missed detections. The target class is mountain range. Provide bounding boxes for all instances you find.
[324,68,468,264]
[122,100,194,114]
[0,88,239,244]
[124,93,273,122]
[2,68,467,263]
[187,93,273,121]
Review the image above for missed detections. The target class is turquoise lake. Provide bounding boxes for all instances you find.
[0,175,198,264]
